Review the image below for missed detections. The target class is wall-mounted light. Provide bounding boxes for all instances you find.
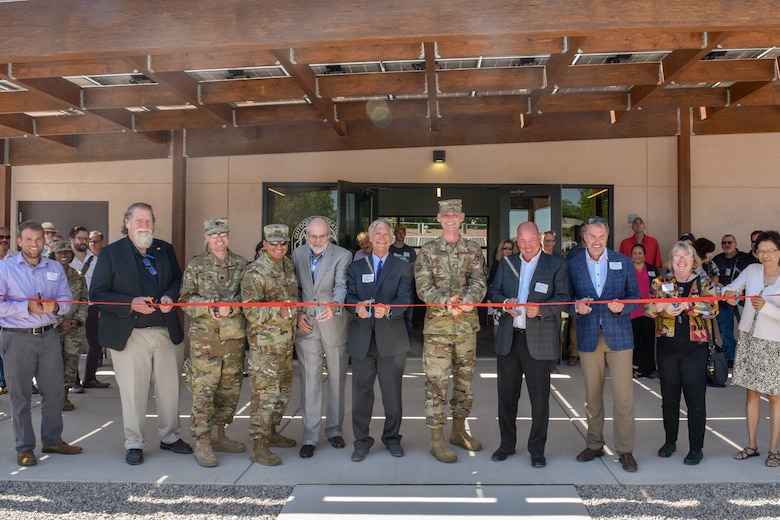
[436,187,442,198]
[433,150,445,163]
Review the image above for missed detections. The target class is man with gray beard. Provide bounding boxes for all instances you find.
[90,202,192,465]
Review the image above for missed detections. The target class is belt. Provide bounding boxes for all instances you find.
[513,327,526,333]
[1,324,55,335]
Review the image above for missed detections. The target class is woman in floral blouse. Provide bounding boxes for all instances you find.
[644,241,719,466]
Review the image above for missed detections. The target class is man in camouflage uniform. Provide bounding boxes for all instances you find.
[179,218,249,467]
[241,224,299,466]
[50,240,88,412]
[414,199,488,463]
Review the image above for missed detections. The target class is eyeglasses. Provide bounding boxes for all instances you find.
[88,240,102,244]
[757,249,778,255]
[208,232,228,239]
[74,236,89,241]
[44,230,56,234]
[502,246,513,251]
[0,235,10,240]
[586,217,607,225]
[142,255,157,275]
[672,255,693,261]
[267,240,289,247]
[721,241,734,244]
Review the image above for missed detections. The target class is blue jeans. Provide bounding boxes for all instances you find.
[716,303,741,360]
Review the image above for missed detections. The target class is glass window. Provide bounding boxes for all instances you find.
[561,186,611,257]
[265,184,338,249]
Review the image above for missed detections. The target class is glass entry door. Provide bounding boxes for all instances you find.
[501,185,562,255]
[337,180,377,251]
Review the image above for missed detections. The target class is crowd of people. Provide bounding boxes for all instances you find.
[1,204,778,473]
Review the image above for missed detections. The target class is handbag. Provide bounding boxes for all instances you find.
[705,324,728,387]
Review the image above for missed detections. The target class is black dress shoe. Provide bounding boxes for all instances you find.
[125,449,144,465]
[658,442,676,458]
[576,447,604,462]
[328,436,346,449]
[491,447,516,461]
[684,450,703,465]
[531,454,546,468]
[351,448,368,462]
[299,444,316,459]
[160,439,193,454]
[619,452,638,472]
[387,444,404,457]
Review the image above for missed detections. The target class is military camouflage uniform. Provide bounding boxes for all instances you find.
[241,254,298,441]
[180,249,248,440]
[56,265,88,389]
[415,235,487,428]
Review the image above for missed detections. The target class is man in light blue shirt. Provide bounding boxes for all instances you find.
[0,221,83,467]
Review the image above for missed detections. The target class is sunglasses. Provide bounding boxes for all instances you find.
[267,240,289,246]
[142,256,157,276]
[586,217,607,224]
[89,240,102,244]
[502,246,513,250]
[0,235,10,240]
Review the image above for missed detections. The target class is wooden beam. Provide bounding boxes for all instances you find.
[292,42,424,65]
[0,91,70,114]
[674,59,777,84]
[438,96,529,117]
[677,108,691,236]
[270,49,346,136]
[149,49,278,73]
[542,92,629,113]
[580,32,705,53]
[9,57,135,79]
[423,42,438,131]
[529,36,586,118]
[437,36,564,58]
[558,63,661,88]
[83,84,186,110]
[642,86,729,108]
[200,77,304,104]
[318,71,425,98]
[132,109,216,132]
[336,99,428,121]
[0,114,78,148]
[237,104,324,126]
[437,67,545,93]
[0,76,82,109]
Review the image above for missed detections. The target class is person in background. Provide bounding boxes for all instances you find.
[389,225,417,336]
[0,225,17,396]
[565,225,586,365]
[679,233,696,246]
[542,231,557,255]
[750,230,763,260]
[488,239,517,339]
[83,230,110,389]
[619,216,662,267]
[630,244,659,379]
[41,221,58,257]
[693,238,720,286]
[645,241,719,466]
[353,232,372,261]
[723,230,780,468]
[254,241,265,260]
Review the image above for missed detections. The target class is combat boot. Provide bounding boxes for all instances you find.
[251,438,281,466]
[429,427,457,463]
[63,387,75,412]
[211,425,246,453]
[450,417,482,451]
[268,425,296,448]
[194,437,218,467]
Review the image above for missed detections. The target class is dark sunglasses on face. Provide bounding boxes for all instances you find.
[267,240,289,247]
[0,235,10,240]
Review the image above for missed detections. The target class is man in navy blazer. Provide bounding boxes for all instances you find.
[568,217,640,473]
[89,202,191,466]
[346,219,414,462]
[489,222,571,468]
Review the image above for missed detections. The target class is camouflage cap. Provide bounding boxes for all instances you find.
[264,224,290,242]
[50,240,73,254]
[204,217,229,235]
[42,221,57,232]
[438,199,463,214]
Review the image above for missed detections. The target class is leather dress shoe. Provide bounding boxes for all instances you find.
[567,356,579,366]
[17,450,36,466]
[351,448,368,462]
[576,447,604,462]
[531,454,546,468]
[42,441,83,455]
[125,449,144,465]
[328,435,346,449]
[387,444,404,457]
[299,444,316,458]
[684,450,703,465]
[657,442,676,458]
[83,379,111,388]
[160,439,193,454]
[619,452,638,472]
[491,447,516,461]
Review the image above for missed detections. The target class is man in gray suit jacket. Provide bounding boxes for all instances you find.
[489,222,571,468]
[293,217,352,459]
[346,219,414,462]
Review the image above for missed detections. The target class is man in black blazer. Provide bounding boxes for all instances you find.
[346,218,414,462]
[89,202,192,465]
[489,222,571,468]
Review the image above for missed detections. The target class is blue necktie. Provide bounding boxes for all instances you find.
[372,259,383,329]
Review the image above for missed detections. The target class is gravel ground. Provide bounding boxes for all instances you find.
[1,482,779,519]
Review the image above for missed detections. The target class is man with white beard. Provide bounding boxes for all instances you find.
[90,202,192,465]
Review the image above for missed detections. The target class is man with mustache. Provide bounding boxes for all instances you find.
[90,202,192,465]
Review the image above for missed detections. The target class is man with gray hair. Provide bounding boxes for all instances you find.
[292,217,352,459]
[90,202,192,465]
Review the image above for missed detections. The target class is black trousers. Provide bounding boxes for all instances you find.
[656,338,708,451]
[84,305,103,381]
[351,332,406,451]
[632,316,656,376]
[497,329,551,456]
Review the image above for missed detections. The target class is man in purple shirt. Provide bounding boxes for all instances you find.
[0,221,83,466]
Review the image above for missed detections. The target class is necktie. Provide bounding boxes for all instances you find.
[372,259,383,329]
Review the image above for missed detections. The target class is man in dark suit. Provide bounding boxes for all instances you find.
[90,202,192,465]
[489,222,571,468]
[568,216,641,473]
[346,218,414,462]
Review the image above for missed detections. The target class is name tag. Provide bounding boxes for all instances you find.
[724,268,731,277]
[648,271,656,277]
[661,283,675,292]
[362,273,375,283]
[46,272,58,281]
[609,262,622,270]
[534,282,549,293]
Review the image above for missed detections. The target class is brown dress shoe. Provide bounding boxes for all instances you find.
[567,356,579,366]
[83,379,111,389]
[42,442,83,455]
[576,447,605,462]
[17,450,37,466]
[619,452,638,472]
